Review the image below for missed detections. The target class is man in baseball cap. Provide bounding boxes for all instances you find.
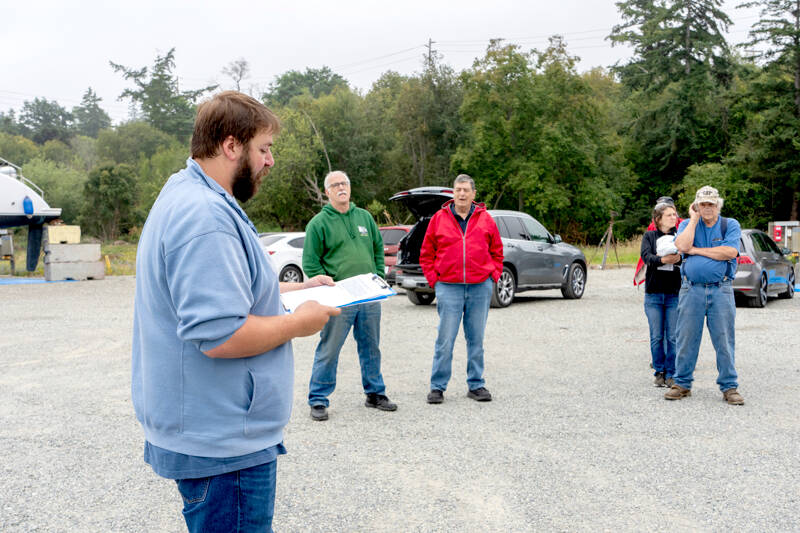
[667,185,744,405]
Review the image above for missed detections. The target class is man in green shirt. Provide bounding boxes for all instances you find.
[303,170,398,421]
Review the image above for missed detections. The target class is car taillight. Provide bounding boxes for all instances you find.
[736,255,754,264]
[268,250,276,255]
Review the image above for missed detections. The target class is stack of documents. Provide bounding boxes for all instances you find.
[280,273,396,313]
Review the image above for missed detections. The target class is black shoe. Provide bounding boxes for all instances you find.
[467,387,492,402]
[427,389,444,404]
[365,394,397,411]
[310,405,328,421]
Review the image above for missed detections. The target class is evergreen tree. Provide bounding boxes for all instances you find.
[72,88,111,138]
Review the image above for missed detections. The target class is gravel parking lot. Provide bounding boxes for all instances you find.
[1,268,798,532]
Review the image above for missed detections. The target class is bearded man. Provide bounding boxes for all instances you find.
[131,91,340,532]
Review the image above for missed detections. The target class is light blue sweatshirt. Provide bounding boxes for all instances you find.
[131,158,293,458]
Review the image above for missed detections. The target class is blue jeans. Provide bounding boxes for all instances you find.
[674,279,738,391]
[644,292,678,377]
[431,279,492,391]
[176,460,277,533]
[308,301,386,407]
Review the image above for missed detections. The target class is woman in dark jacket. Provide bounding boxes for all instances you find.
[640,202,682,387]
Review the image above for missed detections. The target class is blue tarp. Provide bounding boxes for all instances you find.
[0,278,75,285]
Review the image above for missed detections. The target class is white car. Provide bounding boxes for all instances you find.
[259,232,307,283]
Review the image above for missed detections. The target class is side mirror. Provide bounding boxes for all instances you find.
[780,247,791,255]
[553,234,562,244]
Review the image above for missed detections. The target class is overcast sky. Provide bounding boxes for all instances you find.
[2,0,762,124]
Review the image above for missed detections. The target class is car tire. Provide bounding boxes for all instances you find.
[279,265,303,283]
[778,269,795,299]
[561,262,586,299]
[747,273,768,308]
[407,291,435,305]
[490,266,515,308]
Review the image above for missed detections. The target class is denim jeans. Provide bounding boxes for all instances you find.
[431,278,492,391]
[308,301,386,407]
[176,459,277,533]
[644,292,678,378]
[674,279,738,391]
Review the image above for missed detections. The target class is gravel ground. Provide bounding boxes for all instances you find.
[1,268,798,532]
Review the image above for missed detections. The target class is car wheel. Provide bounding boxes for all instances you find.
[490,267,515,308]
[561,262,586,299]
[279,265,303,283]
[778,269,795,299]
[407,291,435,305]
[748,273,768,308]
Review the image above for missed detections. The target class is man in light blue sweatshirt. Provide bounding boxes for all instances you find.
[131,91,340,532]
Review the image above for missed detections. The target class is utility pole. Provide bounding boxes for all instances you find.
[426,38,435,68]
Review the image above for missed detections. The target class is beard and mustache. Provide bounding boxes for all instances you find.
[231,149,270,203]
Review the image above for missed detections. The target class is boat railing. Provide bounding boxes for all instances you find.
[0,156,45,199]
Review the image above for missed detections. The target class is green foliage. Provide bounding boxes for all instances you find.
[80,164,138,240]
[70,135,99,172]
[453,38,628,241]
[0,133,40,165]
[676,163,767,227]
[72,88,111,138]
[264,67,348,107]
[41,140,73,166]
[245,105,329,230]
[96,121,180,166]
[111,48,216,141]
[0,109,23,136]
[19,97,73,144]
[135,145,188,219]
[21,157,88,224]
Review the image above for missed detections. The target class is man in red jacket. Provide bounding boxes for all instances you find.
[420,174,504,404]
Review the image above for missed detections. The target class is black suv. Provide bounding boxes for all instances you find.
[389,187,587,307]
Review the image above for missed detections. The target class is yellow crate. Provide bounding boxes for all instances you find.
[46,225,81,244]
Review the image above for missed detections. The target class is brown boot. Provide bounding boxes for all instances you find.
[664,384,691,400]
[723,388,744,405]
[653,372,666,387]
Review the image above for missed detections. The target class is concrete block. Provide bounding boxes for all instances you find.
[45,261,105,281]
[45,225,81,244]
[44,244,101,263]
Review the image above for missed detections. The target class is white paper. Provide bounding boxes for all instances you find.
[280,273,395,313]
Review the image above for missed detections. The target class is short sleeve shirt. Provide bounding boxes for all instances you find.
[677,217,741,283]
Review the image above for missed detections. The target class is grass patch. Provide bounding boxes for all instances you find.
[580,236,642,267]
[0,230,138,277]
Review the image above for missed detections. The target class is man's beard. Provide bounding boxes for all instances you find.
[231,153,269,203]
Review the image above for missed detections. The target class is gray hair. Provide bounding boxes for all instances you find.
[324,170,350,189]
[453,174,475,191]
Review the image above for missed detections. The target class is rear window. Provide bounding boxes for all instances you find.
[288,237,305,248]
[501,216,529,240]
[381,229,407,245]
[259,235,283,247]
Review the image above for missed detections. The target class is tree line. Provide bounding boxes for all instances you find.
[1,0,798,243]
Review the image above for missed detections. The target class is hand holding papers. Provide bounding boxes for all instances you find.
[280,273,395,313]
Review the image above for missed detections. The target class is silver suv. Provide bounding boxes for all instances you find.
[389,187,587,307]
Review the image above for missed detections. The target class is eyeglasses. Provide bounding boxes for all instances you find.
[327,181,349,190]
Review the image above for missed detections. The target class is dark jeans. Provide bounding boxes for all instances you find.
[176,460,277,533]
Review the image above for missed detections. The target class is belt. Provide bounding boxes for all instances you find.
[682,276,730,287]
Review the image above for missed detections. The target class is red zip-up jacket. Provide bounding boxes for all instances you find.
[420,200,504,287]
